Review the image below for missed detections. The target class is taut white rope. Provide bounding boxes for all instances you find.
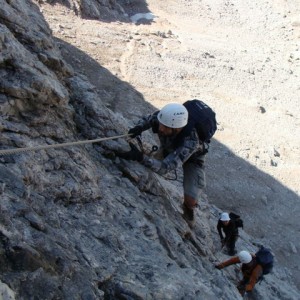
[0,133,130,156]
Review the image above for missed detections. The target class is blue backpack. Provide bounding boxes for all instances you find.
[183,99,217,143]
[255,246,274,276]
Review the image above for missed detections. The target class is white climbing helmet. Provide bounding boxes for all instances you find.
[157,103,188,128]
[220,212,230,221]
[238,251,252,264]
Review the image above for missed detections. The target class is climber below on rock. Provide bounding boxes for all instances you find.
[215,247,274,296]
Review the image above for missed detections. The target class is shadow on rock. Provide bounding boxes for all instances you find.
[207,138,300,288]
[45,0,154,24]
[55,37,155,119]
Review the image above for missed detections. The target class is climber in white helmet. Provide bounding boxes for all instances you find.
[217,212,243,256]
[116,100,217,228]
[215,250,264,296]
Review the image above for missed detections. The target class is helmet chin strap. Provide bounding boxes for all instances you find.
[157,126,183,137]
[172,127,184,136]
[159,128,179,137]
[172,128,180,136]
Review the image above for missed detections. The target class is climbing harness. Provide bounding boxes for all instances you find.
[132,136,178,181]
[132,135,158,157]
[135,136,145,153]
[0,133,131,156]
[149,145,158,154]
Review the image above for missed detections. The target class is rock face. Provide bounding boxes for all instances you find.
[0,1,299,299]
[40,0,129,21]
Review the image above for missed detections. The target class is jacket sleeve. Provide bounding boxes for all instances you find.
[217,220,224,240]
[142,128,202,175]
[245,265,263,292]
[134,111,159,132]
[216,256,240,269]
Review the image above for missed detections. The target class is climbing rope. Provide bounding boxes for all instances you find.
[0,133,130,156]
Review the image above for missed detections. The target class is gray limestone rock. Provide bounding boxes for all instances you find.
[0,1,299,299]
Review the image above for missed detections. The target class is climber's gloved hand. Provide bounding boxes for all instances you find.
[116,143,143,162]
[238,286,246,297]
[215,264,222,270]
[128,126,143,138]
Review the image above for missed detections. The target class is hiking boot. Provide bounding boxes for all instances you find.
[182,204,195,228]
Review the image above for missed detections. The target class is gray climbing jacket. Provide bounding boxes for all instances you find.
[135,112,205,175]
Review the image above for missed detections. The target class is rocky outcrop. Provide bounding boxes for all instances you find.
[0,0,299,299]
[40,0,129,21]
[40,0,152,22]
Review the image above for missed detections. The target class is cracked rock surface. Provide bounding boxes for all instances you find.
[0,0,299,299]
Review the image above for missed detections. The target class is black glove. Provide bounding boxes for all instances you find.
[128,126,143,138]
[237,284,246,296]
[116,143,143,162]
[215,264,222,270]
